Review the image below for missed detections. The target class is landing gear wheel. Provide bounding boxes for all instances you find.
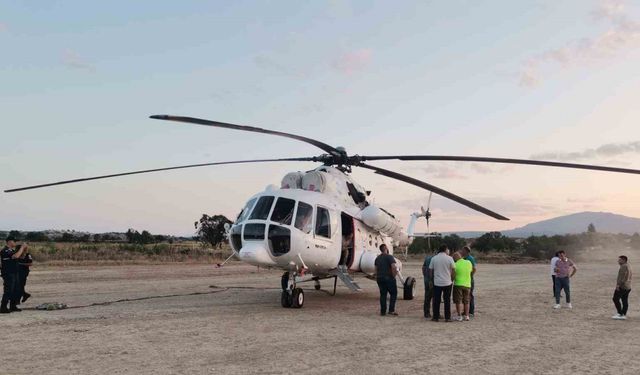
[281,272,290,291]
[403,276,416,300]
[281,290,293,308]
[291,288,304,308]
[314,280,321,290]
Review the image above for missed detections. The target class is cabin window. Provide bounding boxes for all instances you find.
[268,225,291,256]
[230,225,243,251]
[236,198,257,223]
[270,197,296,225]
[315,206,331,238]
[244,223,266,240]
[294,202,313,234]
[249,196,274,220]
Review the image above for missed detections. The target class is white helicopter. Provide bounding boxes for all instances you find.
[7,115,640,309]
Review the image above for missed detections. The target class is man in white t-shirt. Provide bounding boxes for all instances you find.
[429,245,456,322]
[550,252,560,300]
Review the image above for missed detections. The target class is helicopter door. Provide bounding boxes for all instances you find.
[340,213,354,267]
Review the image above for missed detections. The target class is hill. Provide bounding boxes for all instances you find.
[449,212,640,238]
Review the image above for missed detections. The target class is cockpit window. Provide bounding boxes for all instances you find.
[315,206,331,238]
[249,196,274,220]
[294,202,313,234]
[236,198,257,223]
[270,197,295,225]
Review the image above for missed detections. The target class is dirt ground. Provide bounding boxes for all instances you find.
[1,260,638,375]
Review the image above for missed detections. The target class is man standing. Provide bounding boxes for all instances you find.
[553,250,576,309]
[18,246,33,303]
[461,246,477,317]
[452,252,473,321]
[1,236,28,313]
[374,244,398,316]
[422,251,436,319]
[550,252,560,300]
[429,245,455,322]
[612,255,632,320]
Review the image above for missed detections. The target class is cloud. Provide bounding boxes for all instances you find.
[399,162,513,180]
[417,165,468,180]
[531,141,640,161]
[332,48,373,74]
[253,55,303,77]
[63,49,95,71]
[518,0,640,87]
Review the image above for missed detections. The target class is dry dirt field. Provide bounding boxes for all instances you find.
[1,260,638,375]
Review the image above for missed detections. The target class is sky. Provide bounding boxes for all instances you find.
[1,0,640,236]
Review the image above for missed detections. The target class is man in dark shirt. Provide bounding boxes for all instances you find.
[374,244,398,316]
[422,251,435,318]
[18,248,33,303]
[1,236,28,313]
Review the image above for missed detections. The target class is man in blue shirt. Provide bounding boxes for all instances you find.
[422,251,436,318]
[461,246,477,316]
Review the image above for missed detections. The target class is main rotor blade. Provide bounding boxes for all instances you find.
[358,163,509,221]
[360,155,640,175]
[4,157,314,193]
[150,115,341,156]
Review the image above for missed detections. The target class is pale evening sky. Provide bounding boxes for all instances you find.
[1,0,640,235]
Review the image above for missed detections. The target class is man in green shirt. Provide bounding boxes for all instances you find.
[452,252,473,321]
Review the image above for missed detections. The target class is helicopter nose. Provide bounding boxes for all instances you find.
[238,242,276,267]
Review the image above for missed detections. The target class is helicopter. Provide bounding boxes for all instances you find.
[6,115,640,309]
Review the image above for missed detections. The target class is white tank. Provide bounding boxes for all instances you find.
[359,250,403,275]
[361,205,403,239]
[281,172,304,189]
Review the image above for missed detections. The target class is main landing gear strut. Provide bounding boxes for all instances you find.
[281,272,304,308]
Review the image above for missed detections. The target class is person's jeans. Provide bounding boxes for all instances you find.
[423,279,434,317]
[552,275,557,299]
[613,288,631,315]
[376,276,397,315]
[433,284,452,320]
[554,277,570,304]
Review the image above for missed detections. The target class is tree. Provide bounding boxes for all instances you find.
[59,232,75,242]
[7,230,22,240]
[195,214,233,249]
[25,231,49,242]
[472,232,518,253]
[587,223,596,233]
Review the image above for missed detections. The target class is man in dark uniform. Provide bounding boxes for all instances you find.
[422,250,436,319]
[374,244,398,316]
[18,245,33,303]
[1,236,28,313]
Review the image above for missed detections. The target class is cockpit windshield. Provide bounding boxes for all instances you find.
[236,198,257,223]
[249,196,275,220]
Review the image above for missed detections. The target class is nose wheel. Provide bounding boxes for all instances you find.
[280,271,305,308]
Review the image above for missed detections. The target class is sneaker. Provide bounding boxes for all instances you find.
[431,318,439,322]
[565,303,572,309]
[464,315,470,321]
[22,293,31,303]
[424,314,432,319]
[455,316,463,322]
[445,319,452,322]
[553,304,561,309]
[388,311,398,316]
[612,313,622,319]
[0,306,10,314]
[9,306,21,312]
